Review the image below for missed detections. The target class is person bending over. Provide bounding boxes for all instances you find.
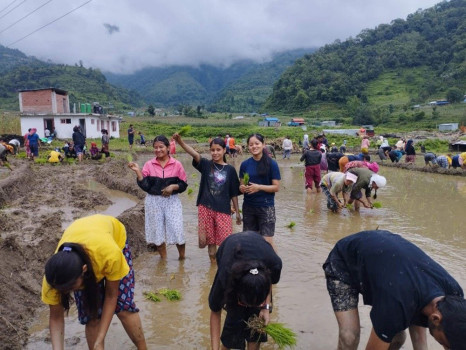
[324,230,466,350]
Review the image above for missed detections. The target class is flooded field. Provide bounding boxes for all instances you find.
[27,154,466,349]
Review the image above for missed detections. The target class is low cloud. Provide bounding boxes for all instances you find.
[0,0,440,74]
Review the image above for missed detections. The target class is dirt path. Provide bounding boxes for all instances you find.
[0,157,147,349]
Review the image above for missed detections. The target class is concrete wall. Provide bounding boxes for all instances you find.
[20,115,121,139]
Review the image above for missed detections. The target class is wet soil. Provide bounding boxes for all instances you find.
[0,157,147,350]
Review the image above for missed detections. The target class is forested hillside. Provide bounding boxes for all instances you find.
[105,48,315,112]
[0,45,143,111]
[265,0,466,113]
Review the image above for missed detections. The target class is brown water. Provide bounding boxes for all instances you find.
[27,154,466,349]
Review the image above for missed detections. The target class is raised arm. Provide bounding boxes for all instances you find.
[172,133,201,163]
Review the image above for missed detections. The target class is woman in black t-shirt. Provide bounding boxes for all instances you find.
[173,133,241,263]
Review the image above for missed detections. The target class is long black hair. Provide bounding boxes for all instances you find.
[210,137,227,163]
[224,258,271,311]
[247,133,270,177]
[44,243,99,318]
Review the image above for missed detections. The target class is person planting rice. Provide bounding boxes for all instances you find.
[346,168,386,210]
[41,214,147,350]
[209,231,282,350]
[424,152,437,166]
[320,172,357,213]
[128,135,188,259]
[240,134,281,251]
[173,133,241,263]
[323,230,466,350]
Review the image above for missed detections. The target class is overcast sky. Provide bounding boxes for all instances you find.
[0,0,441,74]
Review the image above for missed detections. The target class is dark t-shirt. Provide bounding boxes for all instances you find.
[27,133,40,146]
[128,128,134,140]
[193,158,240,215]
[300,149,322,166]
[323,230,463,343]
[326,152,344,171]
[239,157,281,207]
[72,131,85,147]
[208,231,282,312]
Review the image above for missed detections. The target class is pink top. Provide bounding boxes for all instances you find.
[142,156,187,182]
[361,138,370,149]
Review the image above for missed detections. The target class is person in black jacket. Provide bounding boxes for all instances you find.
[72,126,86,162]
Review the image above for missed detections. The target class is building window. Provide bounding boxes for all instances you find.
[91,119,95,125]
[97,120,100,131]
[60,119,72,124]
[112,121,116,132]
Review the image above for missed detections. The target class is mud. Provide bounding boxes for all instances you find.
[0,157,147,350]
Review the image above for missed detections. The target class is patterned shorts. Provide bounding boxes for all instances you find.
[242,204,276,237]
[198,204,232,247]
[323,262,358,312]
[74,242,139,325]
[145,194,184,246]
[321,185,338,212]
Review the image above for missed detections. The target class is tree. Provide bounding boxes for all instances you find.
[147,105,155,116]
[446,87,464,103]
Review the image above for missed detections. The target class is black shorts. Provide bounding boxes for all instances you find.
[221,306,267,349]
[323,263,358,312]
[242,204,276,237]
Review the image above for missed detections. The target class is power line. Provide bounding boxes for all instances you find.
[0,0,18,15]
[0,0,27,20]
[7,0,93,47]
[0,0,53,35]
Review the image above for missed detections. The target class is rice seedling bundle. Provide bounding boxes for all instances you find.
[246,315,297,349]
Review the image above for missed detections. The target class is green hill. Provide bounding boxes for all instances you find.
[264,0,466,122]
[105,48,315,112]
[0,45,144,111]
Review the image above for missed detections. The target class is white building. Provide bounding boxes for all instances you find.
[18,88,122,139]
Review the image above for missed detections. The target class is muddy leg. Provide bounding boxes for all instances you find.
[208,244,217,263]
[117,311,147,349]
[176,243,185,260]
[157,243,167,259]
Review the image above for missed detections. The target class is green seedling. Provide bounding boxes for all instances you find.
[143,291,161,302]
[178,125,192,136]
[246,315,297,349]
[286,221,296,229]
[158,288,182,301]
[243,173,250,185]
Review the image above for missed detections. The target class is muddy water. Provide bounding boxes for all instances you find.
[27,154,466,349]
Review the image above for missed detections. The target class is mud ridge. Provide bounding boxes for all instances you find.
[0,158,146,349]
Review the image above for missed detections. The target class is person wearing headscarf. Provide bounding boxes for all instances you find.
[302,134,310,153]
[347,168,386,210]
[320,172,357,212]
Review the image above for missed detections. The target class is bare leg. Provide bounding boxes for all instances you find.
[117,311,147,349]
[208,244,217,263]
[176,243,185,260]
[263,236,277,252]
[334,309,360,350]
[409,325,427,350]
[157,243,167,259]
[85,319,101,349]
[247,341,261,350]
[388,330,406,350]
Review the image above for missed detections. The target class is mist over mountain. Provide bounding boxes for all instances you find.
[105,48,316,112]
